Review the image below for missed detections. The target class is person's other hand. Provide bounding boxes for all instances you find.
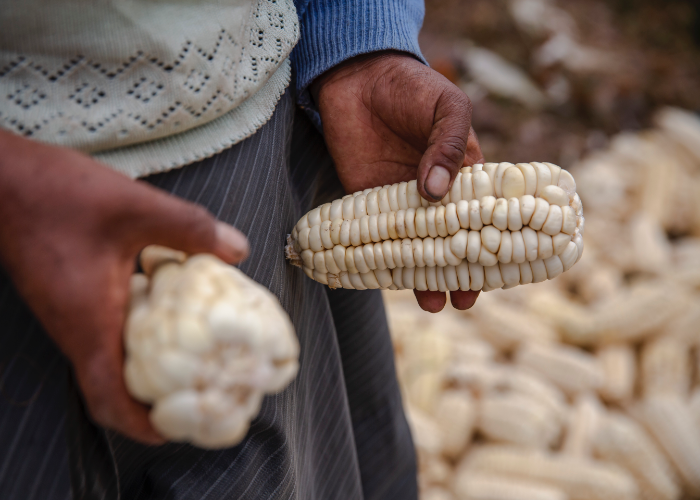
[0,131,249,444]
[311,52,484,313]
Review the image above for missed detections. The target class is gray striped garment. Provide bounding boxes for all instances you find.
[0,89,418,499]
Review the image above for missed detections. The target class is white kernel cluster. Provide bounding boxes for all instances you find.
[286,162,584,292]
[124,246,299,449]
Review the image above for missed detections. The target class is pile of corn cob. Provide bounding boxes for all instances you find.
[384,107,700,500]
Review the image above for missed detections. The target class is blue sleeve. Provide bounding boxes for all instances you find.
[291,0,427,128]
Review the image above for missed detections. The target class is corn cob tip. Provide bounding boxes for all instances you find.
[285,234,302,268]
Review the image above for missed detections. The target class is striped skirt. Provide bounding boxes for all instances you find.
[0,89,418,500]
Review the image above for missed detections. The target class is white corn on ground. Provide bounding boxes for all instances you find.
[557,282,690,346]
[462,446,639,500]
[515,342,604,396]
[454,473,567,500]
[691,389,700,430]
[597,344,636,404]
[434,390,477,460]
[124,246,299,449]
[640,337,692,398]
[421,487,455,500]
[477,393,561,449]
[592,411,680,500]
[639,396,700,495]
[472,299,557,350]
[381,107,700,500]
[562,394,603,457]
[285,162,584,292]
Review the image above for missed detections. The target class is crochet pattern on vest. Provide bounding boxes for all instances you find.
[0,0,299,153]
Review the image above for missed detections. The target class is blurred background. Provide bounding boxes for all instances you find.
[383,1,700,499]
[420,0,700,166]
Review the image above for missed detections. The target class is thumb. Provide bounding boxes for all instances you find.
[126,183,249,264]
[417,88,472,202]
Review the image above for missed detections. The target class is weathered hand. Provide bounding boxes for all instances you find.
[0,131,249,444]
[311,52,484,312]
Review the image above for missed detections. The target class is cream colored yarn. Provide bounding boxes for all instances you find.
[0,0,299,177]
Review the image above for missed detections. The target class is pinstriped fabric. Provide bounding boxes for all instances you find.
[0,271,72,500]
[0,88,417,499]
[326,289,417,499]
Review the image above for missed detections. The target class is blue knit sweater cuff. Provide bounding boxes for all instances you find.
[291,0,427,130]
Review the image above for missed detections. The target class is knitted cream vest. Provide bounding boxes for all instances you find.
[0,0,299,178]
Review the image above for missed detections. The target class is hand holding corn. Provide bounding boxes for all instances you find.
[310,52,485,312]
[0,131,250,445]
[124,246,298,448]
[287,161,584,295]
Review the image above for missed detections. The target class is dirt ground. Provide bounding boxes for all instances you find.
[419,0,700,167]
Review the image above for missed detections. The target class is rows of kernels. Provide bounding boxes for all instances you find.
[294,201,578,258]
[124,251,299,449]
[298,235,578,289]
[304,254,571,292]
[295,194,576,249]
[288,162,583,293]
[294,162,577,230]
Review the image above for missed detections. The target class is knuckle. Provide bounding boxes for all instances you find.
[181,202,214,230]
[436,137,468,168]
[438,87,473,123]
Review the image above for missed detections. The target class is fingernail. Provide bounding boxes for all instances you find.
[425,166,451,200]
[215,222,249,261]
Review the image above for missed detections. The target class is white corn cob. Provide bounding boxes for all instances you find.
[446,363,509,397]
[562,394,604,457]
[515,342,604,396]
[477,394,561,449]
[597,344,636,404]
[561,261,623,304]
[630,213,672,275]
[400,329,451,412]
[285,162,584,291]
[655,107,700,163]
[473,300,558,351]
[449,336,497,366]
[593,411,680,500]
[463,445,639,500]
[506,368,569,425]
[559,282,689,346]
[418,452,453,489]
[641,336,691,399]
[139,244,188,275]
[690,388,700,430]
[405,404,444,456]
[124,246,299,449]
[421,487,455,500]
[434,389,477,460]
[445,364,568,422]
[638,396,700,495]
[524,289,588,334]
[664,304,700,347]
[454,472,567,500]
[406,370,445,414]
[669,260,700,290]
